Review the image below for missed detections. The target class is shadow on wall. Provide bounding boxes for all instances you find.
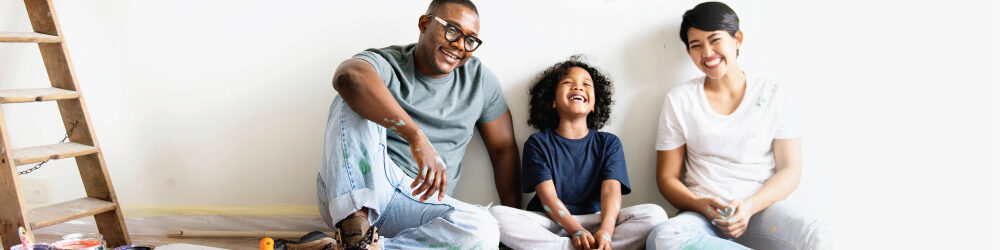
[503,71,541,144]
[615,19,693,215]
[449,63,541,208]
[0,0,28,83]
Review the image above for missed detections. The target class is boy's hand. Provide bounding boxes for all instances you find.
[570,228,595,250]
[409,134,447,202]
[593,227,613,250]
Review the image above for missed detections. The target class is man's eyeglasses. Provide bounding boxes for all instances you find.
[426,14,482,52]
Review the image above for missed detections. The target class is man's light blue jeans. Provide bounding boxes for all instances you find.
[646,201,832,250]
[316,96,499,249]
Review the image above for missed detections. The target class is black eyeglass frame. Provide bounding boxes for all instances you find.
[426,14,483,52]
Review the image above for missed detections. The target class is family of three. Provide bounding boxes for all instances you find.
[313,1,831,249]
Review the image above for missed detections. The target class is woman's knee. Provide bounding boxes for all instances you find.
[755,201,833,249]
[648,219,687,239]
[647,220,688,249]
[648,214,704,241]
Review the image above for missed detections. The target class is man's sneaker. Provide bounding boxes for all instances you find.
[337,226,379,250]
[337,215,379,250]
[274,231,341,250]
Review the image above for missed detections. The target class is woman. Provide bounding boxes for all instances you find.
[646,2,831,250]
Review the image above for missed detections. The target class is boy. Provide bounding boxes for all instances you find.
[490,57,667,250]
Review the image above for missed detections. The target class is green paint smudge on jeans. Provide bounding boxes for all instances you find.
[427,242,461,249]
[358,144,371,175]
[342,139,349,161]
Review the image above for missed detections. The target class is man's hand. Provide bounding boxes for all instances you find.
[713,198,754,238]
[409,134,447,202]
[570,228,596,250]
[593,227,614,250]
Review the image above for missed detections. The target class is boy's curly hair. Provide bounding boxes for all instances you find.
[527,55,615,130]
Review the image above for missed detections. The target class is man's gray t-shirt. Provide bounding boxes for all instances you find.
[353,44,508,194]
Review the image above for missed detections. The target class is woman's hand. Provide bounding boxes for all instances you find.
[593,227,614,250]
[408,134,447,202]
[696,196,729,220]
[713,198,754,238]
[570,228,596,250]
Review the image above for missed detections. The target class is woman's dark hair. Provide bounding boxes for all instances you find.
[527,55,614,130]
[679,2,740,47]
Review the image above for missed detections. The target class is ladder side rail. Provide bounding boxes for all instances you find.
[0,107,32,249]
[22,0,131,246]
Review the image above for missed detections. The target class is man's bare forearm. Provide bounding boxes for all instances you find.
[490,146,521,207]
[333,59,422,141]
[478,111,522,208]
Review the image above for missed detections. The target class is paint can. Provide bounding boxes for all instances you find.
[61,233,103,242]
[57,233,104,250]
[112,246,151,250]
[9,243,50,250]
[50,240,103,250]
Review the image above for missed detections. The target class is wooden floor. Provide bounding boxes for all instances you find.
[35,234,260,249]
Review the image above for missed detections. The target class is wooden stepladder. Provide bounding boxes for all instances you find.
[0,0,130,248]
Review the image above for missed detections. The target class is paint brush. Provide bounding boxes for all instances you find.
[18,227,32,248]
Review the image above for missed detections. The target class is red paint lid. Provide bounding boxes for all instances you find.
[52,239,103,249]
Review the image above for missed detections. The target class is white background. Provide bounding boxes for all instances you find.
[1,0,997,248]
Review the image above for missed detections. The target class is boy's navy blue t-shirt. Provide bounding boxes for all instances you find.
[523,129,632,215]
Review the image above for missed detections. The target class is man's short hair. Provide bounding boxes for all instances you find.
[427,0,478,15]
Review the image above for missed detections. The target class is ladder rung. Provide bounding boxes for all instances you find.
[0,32,62,43]
[28,197,117,229]
[0,87,79,103]
[12,142,98,166]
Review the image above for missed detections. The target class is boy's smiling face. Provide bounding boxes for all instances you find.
[552,66,596,119]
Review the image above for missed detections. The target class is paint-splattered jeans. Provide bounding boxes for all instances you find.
[646,201,832,250]
[316,96,499,250]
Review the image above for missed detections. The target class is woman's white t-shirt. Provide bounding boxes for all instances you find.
[655,73,802,203]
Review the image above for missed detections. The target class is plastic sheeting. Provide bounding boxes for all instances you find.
[33,215,330,236]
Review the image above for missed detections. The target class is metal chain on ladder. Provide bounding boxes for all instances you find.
[14,120,79,175]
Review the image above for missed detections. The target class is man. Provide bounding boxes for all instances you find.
[318,0,521,249]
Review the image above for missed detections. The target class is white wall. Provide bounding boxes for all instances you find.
[1,0,997,248]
